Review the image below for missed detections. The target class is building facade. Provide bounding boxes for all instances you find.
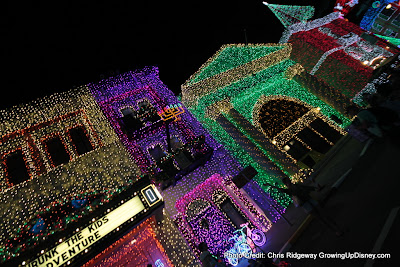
[280,11,399,103]
[370,1,400,38]
[89,67,277,265]
[181,43,351,212]
[0,87,173,266]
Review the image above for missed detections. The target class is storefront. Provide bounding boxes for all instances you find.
[15,177,167,267]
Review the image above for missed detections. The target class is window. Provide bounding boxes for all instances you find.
[137,99,151,109]
[149,145,167,162]
[68,126,94,156]
[310,118,343,143]
[120,107,134,116]
[3,150,30,185]
[380,7,396,20]
[385,28,398,37]
[393,14,400,27]
[44,136,70,167]
[220,198,247,229]
[373,23,383,32]
[170,136,183,152]
[283,139,310,161]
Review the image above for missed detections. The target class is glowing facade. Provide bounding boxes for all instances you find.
[181,43,349,214]
[0,87,152,265]
[88,66,276,263]
[280,11,399,101]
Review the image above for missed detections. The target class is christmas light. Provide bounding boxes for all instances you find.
[263,2,315,28]
[0,87,142,263]
[360,0,395,31]
[280,11,398,98]
[173,174,272,260]
[182,43,349,207]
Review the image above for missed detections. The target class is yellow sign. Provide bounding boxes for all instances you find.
[26,196,145,267]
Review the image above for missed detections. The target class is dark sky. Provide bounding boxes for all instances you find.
[1,0,336,110]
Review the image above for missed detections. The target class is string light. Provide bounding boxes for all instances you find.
[0,87,142,263]
[280,11,398,98]
[181,43,349,207]
[360,0,394,31]
[173,174,272,260]
[89,67,278,265]
[263,2,315,28]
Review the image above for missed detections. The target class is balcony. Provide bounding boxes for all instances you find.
[117,108,161,140]
[149,136,213,190]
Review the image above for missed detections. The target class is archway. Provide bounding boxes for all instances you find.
[185,199,236,257]
[253,95,344,168]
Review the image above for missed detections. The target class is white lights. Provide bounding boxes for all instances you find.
[0,86,141,260]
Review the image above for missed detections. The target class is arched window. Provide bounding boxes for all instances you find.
[258,98,309,139]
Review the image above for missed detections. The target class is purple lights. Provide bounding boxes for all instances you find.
[174,174,272,258]
[88,67,280,263]
[88,66,221,174]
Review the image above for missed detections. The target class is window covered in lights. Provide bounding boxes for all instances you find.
[373,23,383,32]
[3,150,30,186]
[384,28,397,37]
[380,7,396,20]
[68,126,94,156]
[258,99,309,139]
[44,136,70,167]
[393,14,400,27]
[149,145,167,162]
[120,107,135,116]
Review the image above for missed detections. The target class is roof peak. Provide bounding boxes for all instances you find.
[263,2,315,28]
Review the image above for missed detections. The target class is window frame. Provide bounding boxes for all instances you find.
[41,133,72,168]
[66,125,95,156]
[379,7,396,21]
[1,147,32,187]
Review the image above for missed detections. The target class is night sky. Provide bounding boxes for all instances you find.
[1,0,336,110]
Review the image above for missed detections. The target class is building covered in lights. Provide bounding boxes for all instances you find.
[88,66,278,265]
[181,43,350,211]
[279,8,399,105]
[0,87,173,266]
[368,1,400,38]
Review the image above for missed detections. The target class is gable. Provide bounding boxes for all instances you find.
[186,44,286,86]
[182,44,291,107]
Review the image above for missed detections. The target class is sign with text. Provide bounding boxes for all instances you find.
[141,185,162,207]
[27,196,145,267]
